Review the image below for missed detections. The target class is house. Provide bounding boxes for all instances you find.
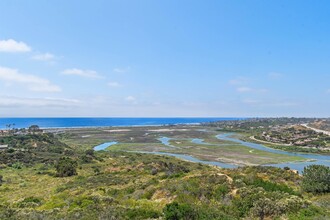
[0,130,9,136]
[0,145,8,150]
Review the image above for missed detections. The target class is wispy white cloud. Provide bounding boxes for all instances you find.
[236,86,268,93]
[125,96,136,101]
[125,96,137,104]
[326,89,330,94]
[242,99,260,104]
[61,68,103,79]
[229,77,249,85]
[0,39,31,53]
[230,77,267,93]
[108,81,121,87]
[236,87,253,93]
[31,52,55,61]
[0,96,80,108]
[242,98,298,107]
[0,66,61,92]
[113,67,130,73]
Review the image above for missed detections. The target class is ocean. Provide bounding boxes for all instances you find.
[0,117,243,129]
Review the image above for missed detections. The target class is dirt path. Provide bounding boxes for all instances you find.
[249,136,292,146]
[301,124,330,136]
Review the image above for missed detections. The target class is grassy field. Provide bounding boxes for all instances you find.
[59,126,306,166]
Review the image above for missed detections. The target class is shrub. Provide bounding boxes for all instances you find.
[302,165,330,194]
[12,162,23,169]
[126,208,160,219]
[55,157,78,177]
[85,149,95,157]
[17,197,42,208]
[284,166,290,170]
[249,178,296,195]
[163,202,196,220]
[251,198,277,220]
[214,184,229,199]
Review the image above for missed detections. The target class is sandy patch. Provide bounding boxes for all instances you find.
[81,135,91,138]
[103,129,131,132]
[148,129,189,132]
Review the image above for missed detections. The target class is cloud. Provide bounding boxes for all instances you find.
[236,87,268,93]
[108,81,121,87]
[0,39,31,53]
[327,89,330,94]
[61,68,103,79]
[0,96,80,108]
[229,77,249,85]
[125,96,136,101]
[125,96,137,104]
[230,77,267,93]
[113,67,130,73]
[237,87,253,93]
[242,98,298,107]
[0,66,61,92]
[268,72,283,79]
[31,53,55,61]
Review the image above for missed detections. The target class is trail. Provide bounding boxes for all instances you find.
[301,124,330,136]
[249,136,292,146]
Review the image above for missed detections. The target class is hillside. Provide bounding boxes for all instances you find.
[0,133,329,220]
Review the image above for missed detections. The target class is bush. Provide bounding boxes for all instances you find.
[251,198,277,220]
[214,184,229,199]
[12,162,23,169]
[17,197,42,208]
[85,149,95,157]
[249,178,296,195]
[126,208,160,219]
[55,157,78,177]
[302,165,330,194]
[163,202,196,220]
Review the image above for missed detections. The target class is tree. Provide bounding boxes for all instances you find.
[302,165,330,194]
[6,124,11,130]
[28,125,42,133]
[85,149,95,157]
[55,157,78,177]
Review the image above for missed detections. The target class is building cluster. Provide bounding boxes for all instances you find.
[0,125,43,137]
[259,125,329,148]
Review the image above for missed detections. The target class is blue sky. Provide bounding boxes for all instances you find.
[0,0,329,117]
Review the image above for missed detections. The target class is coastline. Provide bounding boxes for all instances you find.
[0,117,241,129]
[43,123,202,131]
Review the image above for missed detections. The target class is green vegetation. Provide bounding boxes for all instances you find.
[163,202,195,220]
[255,125,330,153]
[0,133,73,166]
[302,165,330,194]
[0,126,329,219]
[55,157,78,177]
[204,117,316,132]
[68,126,305,166]
[205,118,330,154]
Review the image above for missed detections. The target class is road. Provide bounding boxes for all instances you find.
[301,124,330,136]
